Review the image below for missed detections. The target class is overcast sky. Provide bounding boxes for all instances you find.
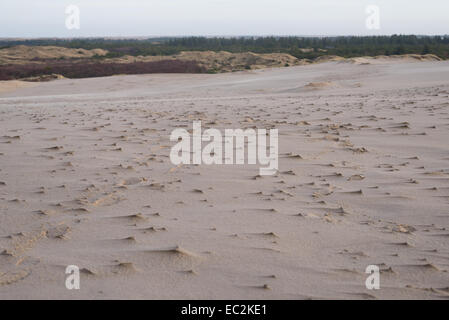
[1,0,448,38]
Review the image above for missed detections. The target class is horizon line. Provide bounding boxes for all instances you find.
[1,34,449,40]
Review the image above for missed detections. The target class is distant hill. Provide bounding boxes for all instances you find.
[1,35,448,60]
[0,35,447,81]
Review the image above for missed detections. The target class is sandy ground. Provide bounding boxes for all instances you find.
[0,80,35,94]
[0,60,448,299]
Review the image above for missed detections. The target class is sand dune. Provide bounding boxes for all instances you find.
[0,60,449,299]
[0,45,108,65]
[0,45,442,76]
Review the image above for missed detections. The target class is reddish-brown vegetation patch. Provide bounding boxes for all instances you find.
[0,60,205,80]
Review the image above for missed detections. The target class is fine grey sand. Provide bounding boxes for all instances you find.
[0,60,449,299]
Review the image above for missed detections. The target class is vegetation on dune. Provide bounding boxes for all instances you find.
[0,60,205,81]
[1,35,448,59]
[1,35,447,80]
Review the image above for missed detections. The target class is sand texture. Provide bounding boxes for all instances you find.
[0,60,449,299]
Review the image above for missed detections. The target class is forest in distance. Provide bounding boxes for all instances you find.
[1,35,449,60]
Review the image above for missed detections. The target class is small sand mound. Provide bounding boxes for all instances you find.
[344,54,443,65]
[111,262,139,274]
[304,82,336,90]
[119,177,145,186]
[314,55,346,63]
[46,224,71,239]
[80,268,96,276]
[144,245,199,259]
[21,74,65,82]
[0,270,30,286]
[114,213,147,222]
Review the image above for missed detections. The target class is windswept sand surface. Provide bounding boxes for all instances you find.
[0,61,449,299]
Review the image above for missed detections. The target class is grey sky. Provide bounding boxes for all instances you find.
[1,0,448,38]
